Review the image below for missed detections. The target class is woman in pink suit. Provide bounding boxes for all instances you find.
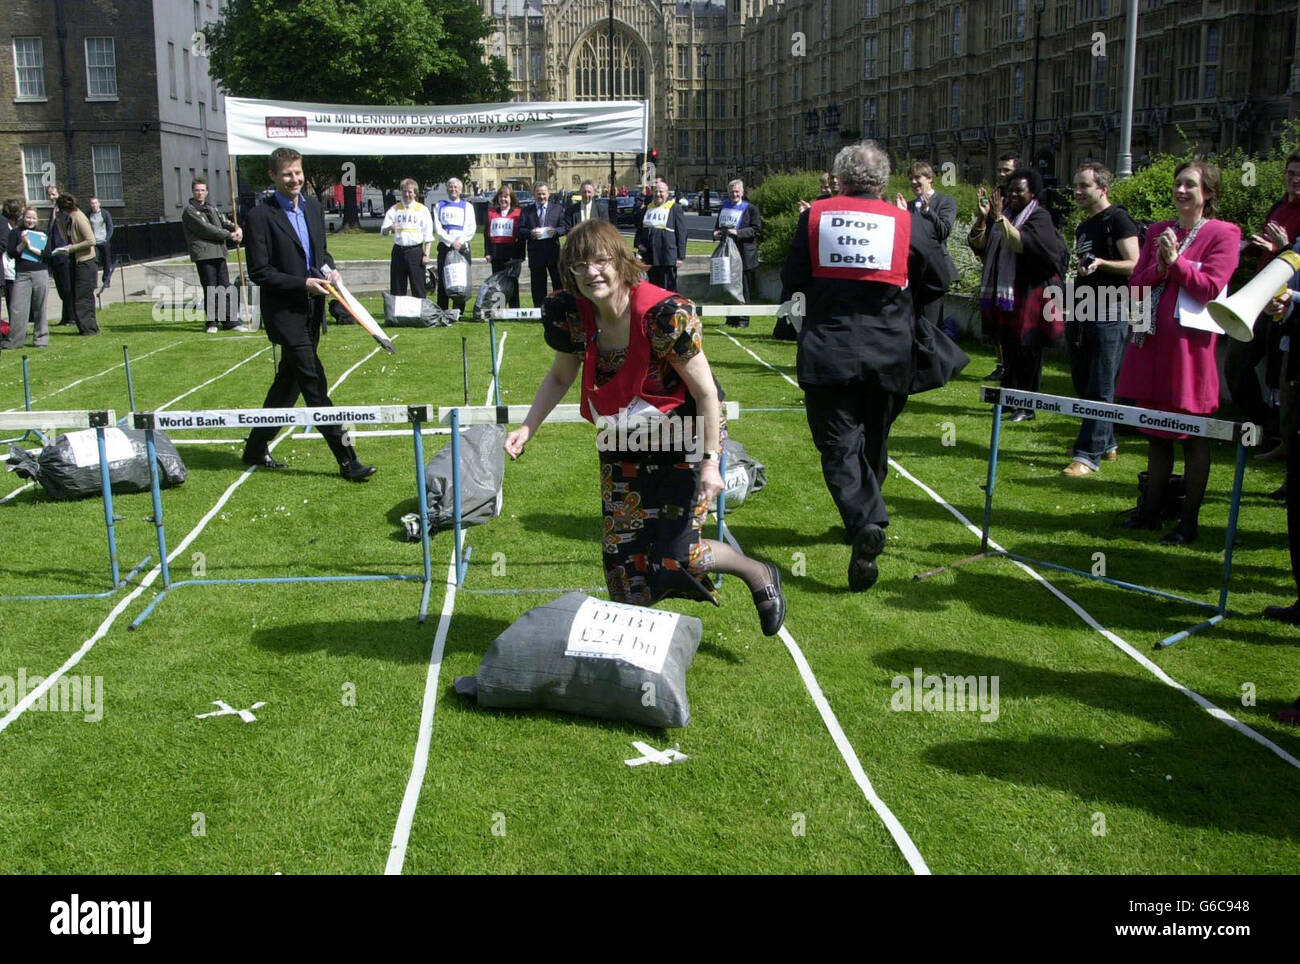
[1117,161,1241,545]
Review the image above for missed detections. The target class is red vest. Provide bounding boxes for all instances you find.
[575,282,688,423]
[486,207,521,249]
[808,195,910,286]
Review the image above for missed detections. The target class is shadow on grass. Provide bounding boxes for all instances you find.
[873,646,1300,841]
[248,610,512,665]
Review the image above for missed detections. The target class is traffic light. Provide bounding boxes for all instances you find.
[649,148,660,167]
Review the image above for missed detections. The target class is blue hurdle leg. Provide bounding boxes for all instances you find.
[413,418,434,623]
[981,402,1004,553]
[451,407,467,586]
[144,427,172,588]
[95,424,122,587]
[1217,440,1248,614]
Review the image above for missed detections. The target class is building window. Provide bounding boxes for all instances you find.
[1016,0,1026,40]
[168,42,177,99]
[697,92,705,119]
[1094,55,1107,110]
[794,64,802,100]
[900,91,909,136]
[14,37,46,100]
[697,131,706,157]
[1176,28,1198,101]
[1015,65,1025,120]
[715,90,725,117]
[953,6,962,55]
[769,28,777,63]
[677,48,688,78]
[770,76,777,107]
[822,0,830,40]
[1204,24,1219,98]
[902,26,912,70]
[864,0,878,16]
[199,103,209,155]
[863,36,877,79]
[951,80,961,129]
[679,129,690,158]
[92,144,124,204]
[210,74,219,110]
[863,97,877,137]
[21,145,52,203]
[85,37,118,99]
[821,59,829,93]
[715,129,726,158]
[769,120,776,151]
[572,27,646,100]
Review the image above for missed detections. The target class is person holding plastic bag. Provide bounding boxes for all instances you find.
[504,219,786,636]
[434,178,475,310]
[712,179,762,327]
[483,185,523,309]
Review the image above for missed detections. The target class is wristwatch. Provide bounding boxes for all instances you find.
[701,450,721,462]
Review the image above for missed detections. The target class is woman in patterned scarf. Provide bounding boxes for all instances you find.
[505,219,785,635]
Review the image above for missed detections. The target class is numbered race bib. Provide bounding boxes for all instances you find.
[564,596,680,674]
[490,217,515,239]
[642,206,670,230]
[718,207,742,230]
[817,209,896,270]
[439,206,465,228]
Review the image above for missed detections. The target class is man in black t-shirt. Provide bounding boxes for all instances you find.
[1063,162,1140,478]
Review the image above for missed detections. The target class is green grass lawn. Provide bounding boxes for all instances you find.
[167,228,718,265]
[1,301,1298,874]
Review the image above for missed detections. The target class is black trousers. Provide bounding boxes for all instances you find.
[195,257,238,328]
[389,244,426,297]
[803,380,907,536]
[648,265,678,292]
[1287,434,1300,601]
[95,241,114,284]
[998,328,1043,396]
[435,243,470,309]
[50,255,72,323]
[242,318,352,465]
[529,259,561,308]
[71,259,98,335]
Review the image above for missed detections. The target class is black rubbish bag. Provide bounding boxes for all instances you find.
[423,423,505,531]
[457,592,702,728]
[381,292,455,328]
[473,261,523,321]
[721,438,767,509]
[7,427,187,501]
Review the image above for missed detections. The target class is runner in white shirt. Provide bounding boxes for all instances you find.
[433,177,477,309]
[380,177,434,297]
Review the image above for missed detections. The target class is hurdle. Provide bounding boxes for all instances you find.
[915,387,1249,648]
[126,403,438,629]
[1,356,50,446]
[0,408,153,602]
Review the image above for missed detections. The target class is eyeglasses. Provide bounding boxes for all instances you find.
[569,257,612,276]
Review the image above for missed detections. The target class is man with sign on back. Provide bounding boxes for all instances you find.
[781,140,950,591]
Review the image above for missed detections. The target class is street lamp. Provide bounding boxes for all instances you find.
[1028,0,1046,172]
[700,46,711,214]
[805,109,819,170]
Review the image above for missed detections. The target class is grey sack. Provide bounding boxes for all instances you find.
[467,592,702,728]
[424,423,505,531]
[7,427,187,501]
[382,292,455,328]
[708,236,745,303]
[720,437,767,509]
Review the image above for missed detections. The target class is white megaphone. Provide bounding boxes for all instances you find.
[1207,249,1300,342]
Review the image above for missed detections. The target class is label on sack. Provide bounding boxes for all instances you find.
[710,257,732,285]
[444,262,467,289]
[565,596,679,673]
[65,427,135,469]
[724,463,749,502]
[392,295,423,317]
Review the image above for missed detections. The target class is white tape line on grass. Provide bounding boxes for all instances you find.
[155,346,271,411]
[886,459,1300,771]
[721,529,929,874]
[294,338,398,435]
[714,328,800,390]
[385,550,459,875]
[0,351,375,738]
[3,340,184,409]
[0,482,35,504]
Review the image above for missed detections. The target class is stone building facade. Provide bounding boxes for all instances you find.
[477,0,1300,194]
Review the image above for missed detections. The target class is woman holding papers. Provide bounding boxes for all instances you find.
[1117,161,1241,545]
[503,219,785,636]
[3,206,50,350]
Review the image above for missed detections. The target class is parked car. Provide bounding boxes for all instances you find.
[695,191,723,213]
[615,195,644,225]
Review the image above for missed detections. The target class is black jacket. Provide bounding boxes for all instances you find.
[781,198,949,391]
[713,200,763,270]
[562,197,612,234]
[244,192,336,347]
[634,201,688,266]
[521,199,566,266]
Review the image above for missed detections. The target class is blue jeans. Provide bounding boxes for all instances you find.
[1066,316,1126,468]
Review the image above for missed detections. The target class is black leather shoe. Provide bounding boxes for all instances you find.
[983,364,1004,381]
[1117,511,1161,530]
[752,562,785,636]
[1263,602,1300,626]
[339,458,377,481]
[848,523,886,591]
[1159,522,1198,546]
[1269,482,1288,501]
[242,453,286,469]
[1006,409,1036,423]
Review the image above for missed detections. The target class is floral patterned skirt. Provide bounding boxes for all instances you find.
[598,451,719,607]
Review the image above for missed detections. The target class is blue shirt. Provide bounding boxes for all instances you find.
[273,190,313,273]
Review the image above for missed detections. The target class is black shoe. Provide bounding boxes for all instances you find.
[242,453,286,469]
[848,523,886,592]
[1269,482,1288,501]
[1006,408,1036,423]
[1117,509,1161,531]
[1159,522,1198,546]
[1263,602,1300,626]
[339,458,377,481]
[725,318,750,328]
[752,562,785,636]
[983,364,1004,381]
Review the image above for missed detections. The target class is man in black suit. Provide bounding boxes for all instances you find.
[562,180,612,234]
[520,182,565,306]
[240,147,375,481]
[782,140,950,592]
[634,177,689,291]
[895,161,959,329]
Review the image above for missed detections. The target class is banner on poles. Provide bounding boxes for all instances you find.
[224,97,648,156]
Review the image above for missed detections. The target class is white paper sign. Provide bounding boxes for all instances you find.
[565,596,679,674]
[443,260,467,290]
[642,206,670,230]
[65,427,134,469]
[710,256,733,285]
[1175,263,1228,334]
[438,205,465,228]
[817,208,895,270]
[490,217,515,238]
[717,206,742,229]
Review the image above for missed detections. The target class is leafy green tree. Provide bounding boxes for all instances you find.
[206,0,510,225]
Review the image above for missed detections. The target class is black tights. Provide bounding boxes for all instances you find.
[1143,436,1211,529]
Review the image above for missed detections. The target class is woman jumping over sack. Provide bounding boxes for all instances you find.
[504,219,786,635]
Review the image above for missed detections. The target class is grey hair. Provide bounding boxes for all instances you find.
[580,179,595,190]
[727,178,744,191]
[533,181,549,192]
[833,140,890,196]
